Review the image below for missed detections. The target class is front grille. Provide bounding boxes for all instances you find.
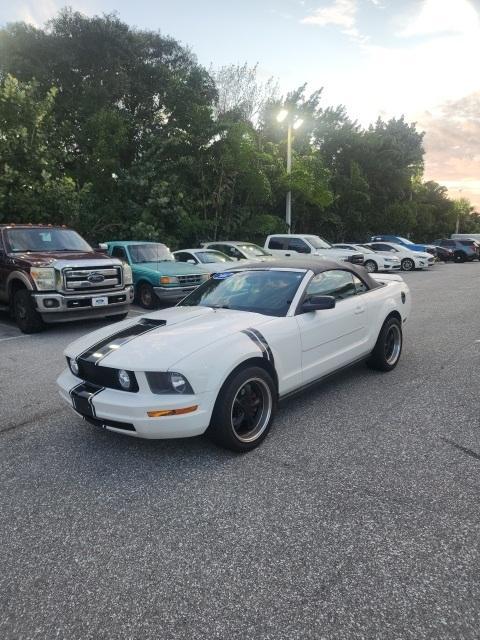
[72,357,139,392]
[63,265,123,292]
[84,415,136,431]
[177,274,204,286]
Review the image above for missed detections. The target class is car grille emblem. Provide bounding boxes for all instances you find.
[87,272,105,284]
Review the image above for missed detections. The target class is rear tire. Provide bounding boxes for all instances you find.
[367,317,403,372]
[364,259,377,273]
[454,251,466,263]
[207,366,277,452]
[401,258,415,271]
[13,289,44,334]
[137,282,156,309]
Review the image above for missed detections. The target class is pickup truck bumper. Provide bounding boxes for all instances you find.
[33,286,134,323]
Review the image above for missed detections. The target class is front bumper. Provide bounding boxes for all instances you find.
[153,285,198,302]
[382,263,401,271]
[57,368,215,439]
[33,286,134,322]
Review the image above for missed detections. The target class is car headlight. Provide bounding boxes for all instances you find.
[160,276,179,285]
[123,263,133,285]
[146,372,194,395]
[68,357,79,376]
[118,369,132,390]
[30,267,56,291]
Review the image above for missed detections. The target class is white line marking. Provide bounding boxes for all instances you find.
[0,335,30,343]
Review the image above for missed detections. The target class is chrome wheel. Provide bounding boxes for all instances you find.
[401,258,414,271]
[231,377,272,443]
[385,324,402,365]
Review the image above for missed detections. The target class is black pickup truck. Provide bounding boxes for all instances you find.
[0,224,134,333]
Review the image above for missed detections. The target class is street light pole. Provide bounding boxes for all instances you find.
[276,108,302,233]
[286,121,292,232]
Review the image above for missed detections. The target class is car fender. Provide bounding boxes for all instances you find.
[168,331,276,397]
[7,271,34,294]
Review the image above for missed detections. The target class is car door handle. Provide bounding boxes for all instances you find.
[354,304,365,315]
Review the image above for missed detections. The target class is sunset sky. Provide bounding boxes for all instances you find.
[2,0,479,207]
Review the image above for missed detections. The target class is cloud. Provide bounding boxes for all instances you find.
[301,0,357,29]
[300,0,369,42]
[419,92,480,208]
[398,0,480,38]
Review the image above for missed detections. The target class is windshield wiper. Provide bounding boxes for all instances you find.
[210,304,230,309]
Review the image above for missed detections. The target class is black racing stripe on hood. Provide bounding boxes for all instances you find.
[78,317,166,365]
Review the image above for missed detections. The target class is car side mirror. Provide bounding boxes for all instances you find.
[187,259,196,264]
[98,243,108,250]
[301,295,336,313]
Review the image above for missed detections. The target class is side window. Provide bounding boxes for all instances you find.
[442,240,455,247]
[175,252,194,262]
[268,237,286,250]
[287,238,311,254]
[374,243,393,252]
[353,275,368,294]
[111,246,128,262]
[226,246,243,259]
[306,270,357,301]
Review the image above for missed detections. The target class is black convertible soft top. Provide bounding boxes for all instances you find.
[233,258,382,289]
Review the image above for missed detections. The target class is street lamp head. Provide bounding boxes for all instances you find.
[276,108,288,123]
[293,118,304,130]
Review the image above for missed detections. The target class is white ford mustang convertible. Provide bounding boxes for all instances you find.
[57,259,411,452]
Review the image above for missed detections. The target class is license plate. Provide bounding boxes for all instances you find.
[92,296,108,307]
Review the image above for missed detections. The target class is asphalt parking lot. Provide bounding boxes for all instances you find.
[1,263,480,639]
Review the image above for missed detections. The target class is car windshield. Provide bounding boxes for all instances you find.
[238,244,271,257]
[196,250,233,264]
[397,236,414,245]
[180,269,305,317]
[306,235,332,249]
[6,228,92,253]
[128,244,174,263]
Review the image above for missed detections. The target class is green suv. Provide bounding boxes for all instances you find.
[105,241,209,308]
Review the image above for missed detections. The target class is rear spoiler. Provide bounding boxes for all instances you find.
[370,273,404,284]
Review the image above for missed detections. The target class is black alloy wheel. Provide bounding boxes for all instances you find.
[208,366,276,452]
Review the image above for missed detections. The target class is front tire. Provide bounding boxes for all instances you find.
[401,258,415,271]
[367,317,403,372]
[137,282,156,309]
[454,251,466,263]
[13,289,44,334]
[364,259,377,273]
[207,366,277,452]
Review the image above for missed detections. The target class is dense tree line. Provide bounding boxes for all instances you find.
[0,10,478,247]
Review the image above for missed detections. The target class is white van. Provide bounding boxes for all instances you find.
[451,233,480,242]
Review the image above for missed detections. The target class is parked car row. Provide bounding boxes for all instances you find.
[1,223,477,333]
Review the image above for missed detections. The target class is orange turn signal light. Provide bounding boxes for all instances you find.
[160,276,170,284]
[147,405,198,418]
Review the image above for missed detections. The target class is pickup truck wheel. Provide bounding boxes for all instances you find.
[364,259,377,273]
[207,366,276,452]
[137,283,156,309]
[367,317,402,372]
[401,258,415,271]
[13,289,44,333]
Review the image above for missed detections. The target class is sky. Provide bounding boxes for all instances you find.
[1,0,479,207]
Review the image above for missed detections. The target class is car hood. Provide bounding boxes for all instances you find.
[6,250,112,268]
[132,261,209,275]
[65,306,273,370]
